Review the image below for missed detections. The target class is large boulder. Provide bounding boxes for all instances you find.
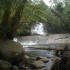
[24,55,29,59]
[19,65,29,70]
[51,57,61,62]
[0,60,11,70]
[11,66,19,70]
[31,60,45,68]
[36,56,49,62]
[0,40,25,63]
[66,60,70,70]
[51,57,68,70]
[51,56,68,70]
[63,51,70,58]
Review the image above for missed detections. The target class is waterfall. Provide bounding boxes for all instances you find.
[13,34,70,47]
[13,22,70,47]
[13,36,49,46]
[31,22,47,36]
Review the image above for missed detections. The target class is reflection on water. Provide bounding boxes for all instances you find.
[24,43,70,70]
[25,48,55,58]
[25,47,55,70]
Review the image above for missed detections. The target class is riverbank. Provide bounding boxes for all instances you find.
[0,40,32,70]
[0,40,54,70]
[0,34,70,70]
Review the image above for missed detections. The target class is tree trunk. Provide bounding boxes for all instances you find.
[11,0,27,38]
[0,0,27,40]
[0,3,12,40]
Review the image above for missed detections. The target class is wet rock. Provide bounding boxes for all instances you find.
[0,40,25,63]
[52,63,66,70]
[29,57,36,61]
[11,66,19,70]
[18,61,30,70]
[0,60,11,70]
[51,57,61,70]
[54,47,64,57]
[51,59,62,70]
[31,60,45,68]
[24,55,29,59]
[46,34,70,44]
[51,56,68,70]
[51,57,61,62]
[21,65,29,70]
[63,51,70,58]
[55,50,60,56]
[56,51,70,70]
[18,57,31,70]
[66,60,70,70]
[61,56,68,64]
[64,45,69,51]
[36,56,49,62]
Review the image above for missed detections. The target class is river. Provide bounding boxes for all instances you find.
[13,34,70,70]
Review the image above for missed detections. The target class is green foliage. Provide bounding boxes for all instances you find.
[45,0,70,33]
[16,0,70,35]
[0,0,70,39]
[0,9,4,24]
[16,0,48,35]
[0,0,27,40]
[17,22,30,36]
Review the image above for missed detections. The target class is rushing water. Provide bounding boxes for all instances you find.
[25,47,55,70]
[13,34,70,70]
[13,37,55,70]
[31,22,47,36]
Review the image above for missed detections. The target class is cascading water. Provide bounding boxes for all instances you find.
[13,22,54,70]
[13,37,55,70]
[13,22,70,70]
[14,36,49,46]
[31,22,47,36]
[14,22,49,46]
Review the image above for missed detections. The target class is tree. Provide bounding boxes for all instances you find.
[16,0,48,35]
[46,0,70,33]
[0,0,27,40]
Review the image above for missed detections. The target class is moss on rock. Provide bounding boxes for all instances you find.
[0,60,11,70]
[0,40,25,63]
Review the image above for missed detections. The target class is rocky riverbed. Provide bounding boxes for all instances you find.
[46,34,70,44]
[0,34,70,70]
[0,40,54,70]
[0,40,30,70]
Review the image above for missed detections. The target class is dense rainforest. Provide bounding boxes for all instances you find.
[0,0,70,40]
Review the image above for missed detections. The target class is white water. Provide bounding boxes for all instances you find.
[13,37,37,46]
[13,36,49,47]
[13,34,70,70]
[13,34,70,48]
[13,22,70,70]
[31,23,46,36]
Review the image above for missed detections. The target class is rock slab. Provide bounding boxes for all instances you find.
[31,60,45,68]
[36,56,49,62]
